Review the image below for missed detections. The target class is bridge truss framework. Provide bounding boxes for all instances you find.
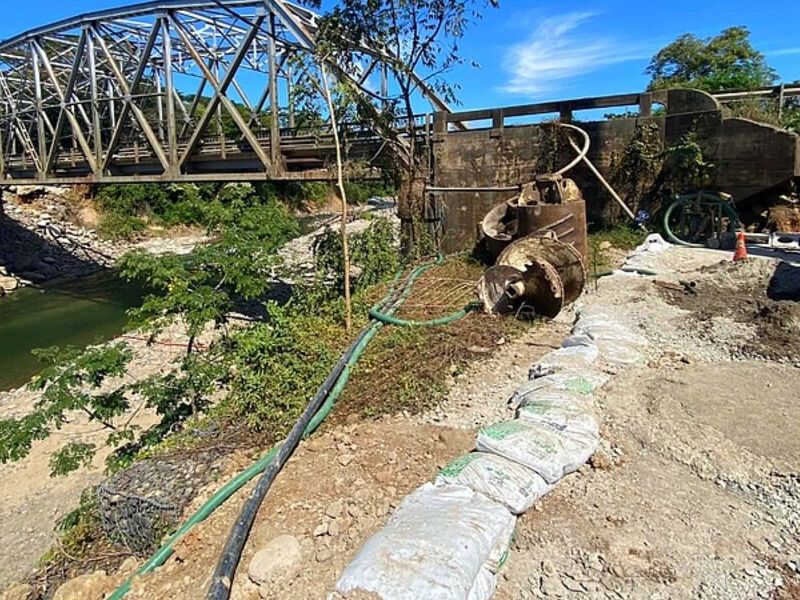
[0,0,448,185]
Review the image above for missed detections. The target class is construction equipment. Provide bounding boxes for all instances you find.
[477,234,585,319]
[480,175,589,262]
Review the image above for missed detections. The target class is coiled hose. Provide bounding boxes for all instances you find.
[108,256,472,600]
[662,192,740,248]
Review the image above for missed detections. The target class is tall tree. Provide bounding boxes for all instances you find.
[310,0,499,254]
[647,26,776,92]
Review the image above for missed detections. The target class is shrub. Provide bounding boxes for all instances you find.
[97,212,147,240]
[312,217,399,295]
[93,180,348,240]
[221,302,343,433]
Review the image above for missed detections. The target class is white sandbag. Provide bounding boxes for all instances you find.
[574,321,648,349]
[514,386,594,412]
[477,420,598,484]
[528,363,610,391]
[516,390,600,441]
[632,233,671,254]
[436,452,550,515]
[486,510,516,573]
[335,483,515,600]
[577,322,647,346]
[595,339,645,366]
[571,313,647,366]
[562,333,597,349]
[467,568,496,600]
[534,344,599,372]
[523,372,594,396]
[510,371,602,409]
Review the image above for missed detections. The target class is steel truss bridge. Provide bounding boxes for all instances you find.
[0,0,450,185]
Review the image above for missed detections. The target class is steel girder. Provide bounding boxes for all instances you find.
[0,0,447,185]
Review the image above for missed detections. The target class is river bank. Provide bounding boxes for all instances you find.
[0,186,210,296]
[0,201,398,591]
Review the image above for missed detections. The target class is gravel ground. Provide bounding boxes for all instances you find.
[494,244,800,600]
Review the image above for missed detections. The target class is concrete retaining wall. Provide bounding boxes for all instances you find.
[432,89,800,254]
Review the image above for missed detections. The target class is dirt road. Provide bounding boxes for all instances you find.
[495,248,800,600]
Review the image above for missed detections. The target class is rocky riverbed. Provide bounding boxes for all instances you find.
[0,186,209,296]
[1,186,121,294]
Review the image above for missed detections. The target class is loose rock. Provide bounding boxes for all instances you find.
[247,535,302,585]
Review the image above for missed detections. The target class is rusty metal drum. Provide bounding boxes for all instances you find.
[516,199,589,263]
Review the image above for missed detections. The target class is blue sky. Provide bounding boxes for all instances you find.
[1,0,799,112]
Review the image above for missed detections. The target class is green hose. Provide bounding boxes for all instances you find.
[108,255,467,600]
[663,192,739,248]
[107,446,280,600]
[308,258,454,431]
[369,302,482,327]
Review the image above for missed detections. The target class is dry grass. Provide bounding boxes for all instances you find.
[332,257,528,423]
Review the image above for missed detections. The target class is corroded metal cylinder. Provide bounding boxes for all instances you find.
[516,200,588,262]
[480,176,589,262]
[497,236,586,308]
[477,235,586,319]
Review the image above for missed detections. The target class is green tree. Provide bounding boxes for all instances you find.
[0,344,134,476]
[0,187,300,476]
[119,190,299,349]
[647,26,776,92]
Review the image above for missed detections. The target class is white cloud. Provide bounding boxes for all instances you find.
[769,47,800,57]
[500,11,649,97]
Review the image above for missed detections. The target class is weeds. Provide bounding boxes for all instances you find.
[37,490,104,568]
[588,226,647,276]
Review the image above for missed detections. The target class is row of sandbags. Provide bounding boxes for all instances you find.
[332,308,648,600]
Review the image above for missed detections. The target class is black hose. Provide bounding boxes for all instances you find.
[206,268,421,600]
[206,329,369,599]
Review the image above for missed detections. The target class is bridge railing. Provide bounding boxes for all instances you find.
[433,92,652,133]
[433,85,800,134]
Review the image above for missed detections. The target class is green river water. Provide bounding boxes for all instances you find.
[0,270,144,392]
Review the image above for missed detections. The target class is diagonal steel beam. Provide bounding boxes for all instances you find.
[179,74,208,138]
[33,33,99,175]
[170,12,271,171]
[90,21,170,173]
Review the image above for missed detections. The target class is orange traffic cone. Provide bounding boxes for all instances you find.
[733,230,748,262]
